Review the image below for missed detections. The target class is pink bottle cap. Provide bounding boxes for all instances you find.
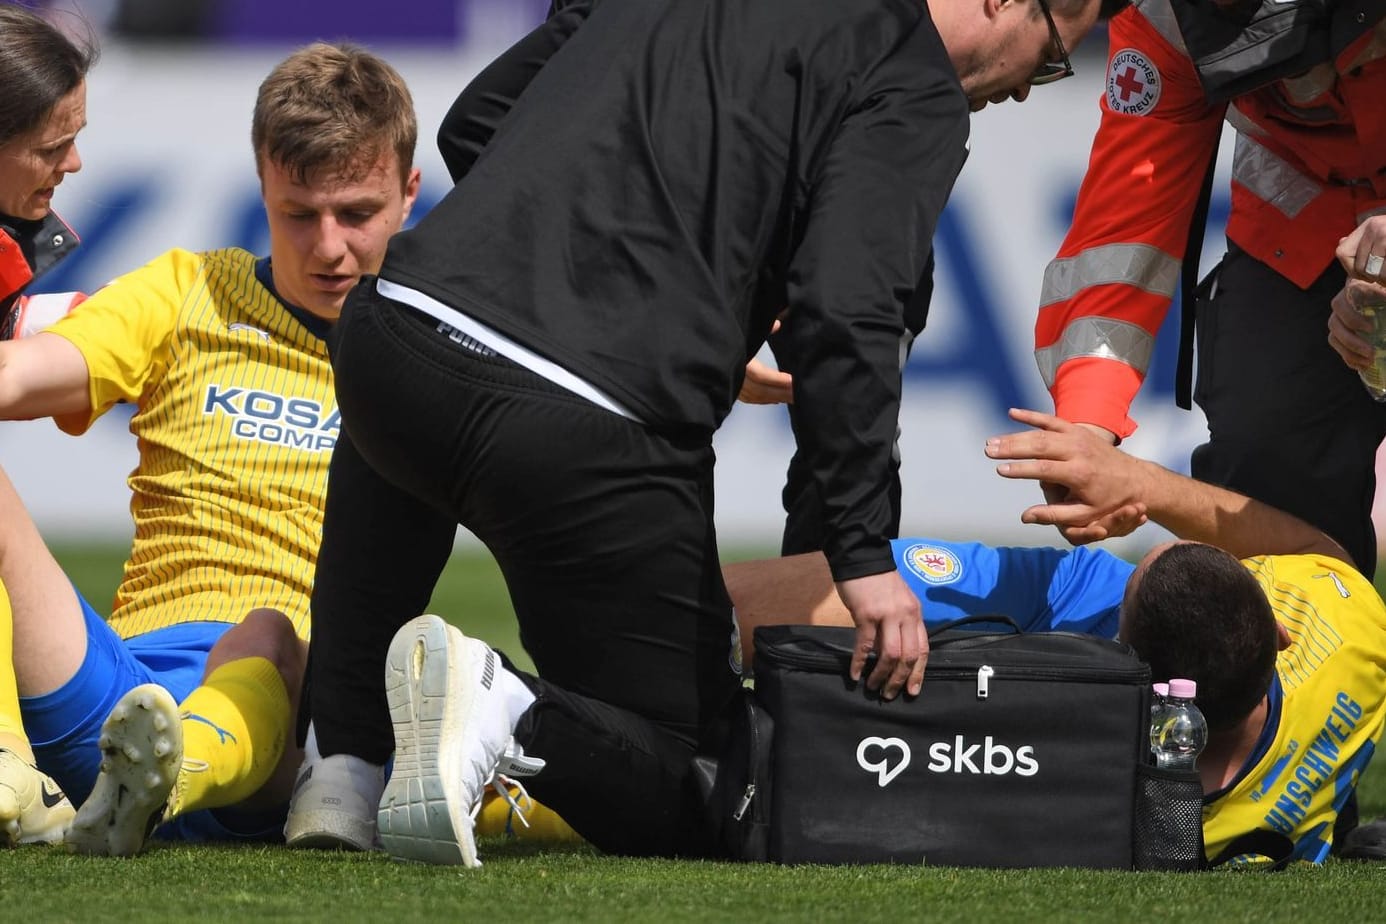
[1168,678,1197,699]
[1153,682,1169,697]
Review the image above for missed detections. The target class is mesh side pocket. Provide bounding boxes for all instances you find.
[1133,763,1205,871]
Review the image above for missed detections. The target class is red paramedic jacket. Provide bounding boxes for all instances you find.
[1035,0,1386,438]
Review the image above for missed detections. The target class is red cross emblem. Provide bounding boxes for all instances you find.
[1106,49,1161,115]
[1114,66,1145,102]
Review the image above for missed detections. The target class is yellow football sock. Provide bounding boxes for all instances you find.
[474,783,583,843]
[170,656,289,817]
[0,581,34,764]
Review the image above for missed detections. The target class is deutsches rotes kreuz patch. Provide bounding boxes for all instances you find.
[902,544,962,586]
[1106,48,1161,116]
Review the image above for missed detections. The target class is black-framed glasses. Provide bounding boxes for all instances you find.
[1030,0,1075,86]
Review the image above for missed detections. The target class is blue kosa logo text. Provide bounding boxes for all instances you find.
[203,385,339,451]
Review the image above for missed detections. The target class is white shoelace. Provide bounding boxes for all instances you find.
[469,737,546,830]
[470,773,537,829]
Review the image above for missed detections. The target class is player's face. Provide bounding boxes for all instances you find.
[0,80,86,221]
[261,150,420,321]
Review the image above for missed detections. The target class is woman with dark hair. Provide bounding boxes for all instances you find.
[0,1,96,341]
[0,1,95,846]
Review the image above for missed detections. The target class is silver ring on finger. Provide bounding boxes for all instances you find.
[1366,253,1385,277]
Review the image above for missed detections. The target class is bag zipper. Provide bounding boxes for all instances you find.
[731,693,761,823]
[732,783,756,822]
[757,644,1147,685]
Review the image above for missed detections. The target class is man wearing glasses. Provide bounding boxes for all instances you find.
[1032,0,1078,83]
[289,0,1125,866]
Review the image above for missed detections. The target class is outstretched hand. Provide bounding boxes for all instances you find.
[985,408,1148,543]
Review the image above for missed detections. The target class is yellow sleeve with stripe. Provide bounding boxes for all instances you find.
[43,248,335,640]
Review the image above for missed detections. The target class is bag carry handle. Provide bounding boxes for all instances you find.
[927,613,1023,637]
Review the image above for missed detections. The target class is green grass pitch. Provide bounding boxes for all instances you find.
[2,544,1384,923]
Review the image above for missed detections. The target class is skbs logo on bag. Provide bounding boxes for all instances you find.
[856,737,911,787]
[928,736,1038,777]
[856,734,1038,785]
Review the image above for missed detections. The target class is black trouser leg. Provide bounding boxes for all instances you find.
[307,398,459,762]
[1192,244,1386,577]
[310,287,741,855]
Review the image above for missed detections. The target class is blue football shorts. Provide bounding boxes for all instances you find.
[20,588,285,843]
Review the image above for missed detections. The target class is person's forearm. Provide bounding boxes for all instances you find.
[0,334,92,421]
[987,409,1349,563]
[1137,458,1346,561]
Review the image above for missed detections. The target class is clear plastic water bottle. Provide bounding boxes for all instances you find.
[1152,678,1207,771]
[1148,682,1170,761]
[1350,283,1386,401]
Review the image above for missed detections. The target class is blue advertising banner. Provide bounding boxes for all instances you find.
[216,0,549,43]
[35,0,550,45]
[0,23,1256,551]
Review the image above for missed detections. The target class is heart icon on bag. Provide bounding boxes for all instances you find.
[855,736,912,787]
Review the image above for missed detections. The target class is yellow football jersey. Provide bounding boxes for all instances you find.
[46,248,335,640]
[1203,553,1386,864]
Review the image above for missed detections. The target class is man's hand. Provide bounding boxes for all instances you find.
[1034,478,1145,544]
[1030,422,1135,543]
[986,408,1148,540]
[835,569,926,699]
[1338,215,1386,282]
[1327,280,1386,372]
[739,357,793,405]
[739,317,793,405]
[987,411,1347,562]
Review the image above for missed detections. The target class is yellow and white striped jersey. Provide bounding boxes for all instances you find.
[1203,553,1386,864]
[47,248,335,640]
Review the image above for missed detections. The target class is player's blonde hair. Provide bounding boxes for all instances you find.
[251,42,417,186]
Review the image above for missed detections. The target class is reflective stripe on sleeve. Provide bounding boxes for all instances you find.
[1039,243,1181,308]
[1035,317,1157,388]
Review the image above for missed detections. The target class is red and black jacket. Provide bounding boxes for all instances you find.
[1,210,79,339]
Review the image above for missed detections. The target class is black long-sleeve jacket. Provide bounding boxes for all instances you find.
[384,0,970,580]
